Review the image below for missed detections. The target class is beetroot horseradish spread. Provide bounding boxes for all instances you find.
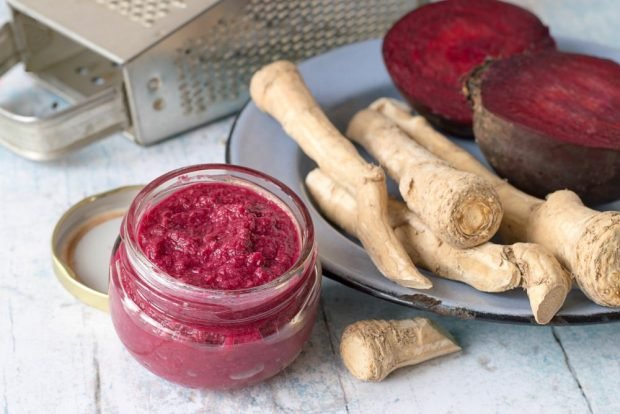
[137,182,300,290]
[109,165,320,389]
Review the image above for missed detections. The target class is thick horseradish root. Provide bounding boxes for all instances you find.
[347,108,503,249]
[374,98,620,307]
[340,318,460,381]
[249,61,431,289]
[306,169,571,324]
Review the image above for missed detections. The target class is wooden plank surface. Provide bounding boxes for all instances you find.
[0,1,619,413]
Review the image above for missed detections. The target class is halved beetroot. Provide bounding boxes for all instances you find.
[468,51,620,205]
[383,0,554,136]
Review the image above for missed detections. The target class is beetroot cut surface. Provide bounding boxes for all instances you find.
[383,0,554,136]
[480,51,620,151]
[470,51,620,204]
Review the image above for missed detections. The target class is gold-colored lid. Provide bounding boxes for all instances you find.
[51,185,143,312]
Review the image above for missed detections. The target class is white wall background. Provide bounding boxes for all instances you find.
[503,0,618,47]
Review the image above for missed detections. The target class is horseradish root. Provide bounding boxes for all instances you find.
[528,191,620,309]
[250,62,431,289]
[347,108,503,249]
[370,98,537,239]
[374,98,620,307]
[340,318,460,381]
[306,169,571,323]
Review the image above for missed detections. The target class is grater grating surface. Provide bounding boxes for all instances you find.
[174,0,415,115]
[1,0,421,157]
[94,0,188,28]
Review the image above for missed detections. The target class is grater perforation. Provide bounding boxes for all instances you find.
[0,0,422,159]
[95,0,186,28]
[174,0,416,116]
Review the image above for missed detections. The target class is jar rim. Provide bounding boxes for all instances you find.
[122,163,316,301]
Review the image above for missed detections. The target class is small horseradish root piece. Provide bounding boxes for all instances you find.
[467,51,620,204]
[374,98,620,307]
[528,191,620,309]
[340,318,460,381]
[347,108,503,248]
[382,0,554,135]
[250,61,431,289]
[306,169,571,323]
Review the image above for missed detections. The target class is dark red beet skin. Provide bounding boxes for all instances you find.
[383,0,554,136]
[469,51,620,204]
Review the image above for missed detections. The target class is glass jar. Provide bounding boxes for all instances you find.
[108,164,320,389]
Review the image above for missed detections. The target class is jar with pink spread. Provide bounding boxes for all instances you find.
[109,164,320,389]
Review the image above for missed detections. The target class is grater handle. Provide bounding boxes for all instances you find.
[0,23,129,161]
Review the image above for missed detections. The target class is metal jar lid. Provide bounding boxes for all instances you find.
[51,185,143,312]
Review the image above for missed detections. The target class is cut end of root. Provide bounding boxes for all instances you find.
[457,200,494,236]
[451,186,503,248]
[511,242,571,324]
[575,212,620,307]
[528,284,570,325]
[340,329,381,381]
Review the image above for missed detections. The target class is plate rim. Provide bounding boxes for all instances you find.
[225,38,620,325]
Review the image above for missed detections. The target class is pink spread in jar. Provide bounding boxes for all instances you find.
[137,182,300,290]
[109,165,320,389]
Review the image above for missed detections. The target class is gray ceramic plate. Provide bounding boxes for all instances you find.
[227,38,620,324]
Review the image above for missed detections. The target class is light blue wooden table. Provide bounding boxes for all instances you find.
[0,1,618,413]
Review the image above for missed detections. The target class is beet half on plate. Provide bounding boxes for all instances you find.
[383,0,554,136]
[468,51,620,205]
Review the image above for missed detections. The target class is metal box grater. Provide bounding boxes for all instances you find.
[0,0,422,160]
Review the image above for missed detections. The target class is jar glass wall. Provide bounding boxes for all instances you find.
[108,164,320,389]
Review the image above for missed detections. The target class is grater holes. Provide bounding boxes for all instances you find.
[93,0,185,28]
[174,0,415,115]
[153,98,165,111]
